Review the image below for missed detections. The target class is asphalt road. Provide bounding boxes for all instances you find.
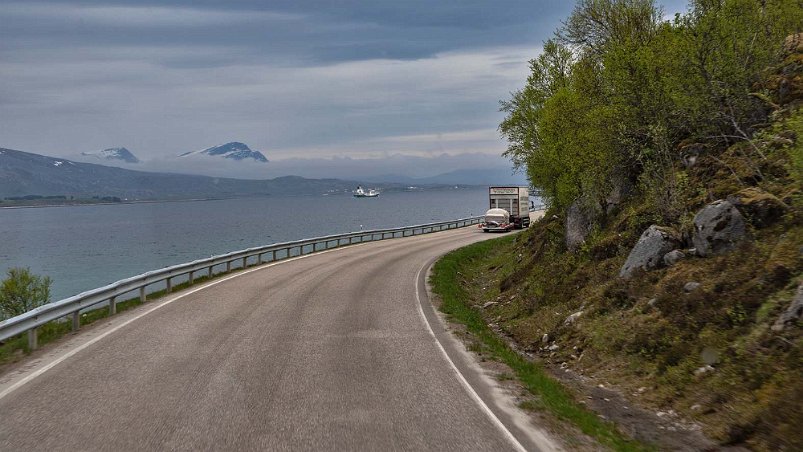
[0,226,555,451]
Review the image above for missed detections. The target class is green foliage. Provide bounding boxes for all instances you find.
[500,0,802,213]
[0,268,51,320]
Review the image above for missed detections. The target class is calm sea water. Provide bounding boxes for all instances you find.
[0,188,489,301]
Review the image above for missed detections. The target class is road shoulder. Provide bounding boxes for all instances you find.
[416,256,564,452]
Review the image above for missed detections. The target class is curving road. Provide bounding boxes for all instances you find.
[0,226,556,451]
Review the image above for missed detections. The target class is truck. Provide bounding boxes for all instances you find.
[488,186,530,229]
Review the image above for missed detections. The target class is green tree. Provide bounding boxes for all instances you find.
[500,0,801,219]
[0,268,51,320]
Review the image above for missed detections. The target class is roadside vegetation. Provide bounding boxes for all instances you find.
[433,0,801,450]
[431,239,648,451]
[0,268,52,320]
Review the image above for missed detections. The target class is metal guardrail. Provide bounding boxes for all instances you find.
[0,216,483,349]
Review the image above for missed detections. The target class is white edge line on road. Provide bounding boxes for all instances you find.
[0,241,375,402]
[414,261,528,452]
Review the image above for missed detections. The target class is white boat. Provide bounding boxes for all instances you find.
[353,186,379,198]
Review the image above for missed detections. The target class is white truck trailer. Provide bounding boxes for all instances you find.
[488,186,530,229]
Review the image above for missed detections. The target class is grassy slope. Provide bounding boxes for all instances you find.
[432,108,802,451]
[431,236,648,451]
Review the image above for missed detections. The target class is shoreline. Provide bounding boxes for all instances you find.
[0,197,228,210]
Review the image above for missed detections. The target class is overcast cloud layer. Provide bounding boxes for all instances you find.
[0,1,689,179]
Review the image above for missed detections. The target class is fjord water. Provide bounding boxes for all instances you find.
[0,188,488,301]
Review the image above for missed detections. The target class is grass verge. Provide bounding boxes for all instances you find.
[430,235,649,452]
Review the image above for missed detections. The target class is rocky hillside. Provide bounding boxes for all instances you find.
[470,31,802,450]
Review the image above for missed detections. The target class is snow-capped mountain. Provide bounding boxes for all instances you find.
[81,147,140,164]
[179,142,268,163]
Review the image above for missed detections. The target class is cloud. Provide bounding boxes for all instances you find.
[0,44,532,161]
[127,151,521,182]
[0,0,580,176]
[2,3,303,27]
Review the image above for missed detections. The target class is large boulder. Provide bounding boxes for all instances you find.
[726,187,788,228]
[619,225,681,279]
[565,200,599,251]
[772,284,803,331]
[692,200,748,257]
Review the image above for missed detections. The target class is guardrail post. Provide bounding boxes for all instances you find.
[140,286,146,303]
[189,271,194,285]
[242,257,247,268]
[226,261,231,273]
[109,296,116,315]
[166,277,172,293]
[72,311,80,331]
[208,266,213,278]
[259,253,264,264]
[28,328,37,350]
[270,250,276,262]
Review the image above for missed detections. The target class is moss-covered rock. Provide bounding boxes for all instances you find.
[727,187,789,228]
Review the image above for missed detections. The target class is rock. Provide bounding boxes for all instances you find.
[783,32,803,54]
[692,200,748,257]
[684,281,701,292]
[663,250,686,267]
[619,225,681,278]
[564,310,584,326]
[541,333,550,344]
[726,187,788,228]
[647,298,657,308]
[694,365,715,376]
[771,283,803,331]
[691,404,702,412]
[605,175,634,213]
[482,301,498,309]
[680,143,705,168]
[565,200,599,251]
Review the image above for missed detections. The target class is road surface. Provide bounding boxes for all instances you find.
[0,226,555,451]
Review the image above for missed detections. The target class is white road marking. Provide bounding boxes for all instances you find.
[414,262,528,452]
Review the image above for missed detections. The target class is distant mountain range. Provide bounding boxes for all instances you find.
[0,147,471,201]
[81,147,141,164]
[179,142,268,162]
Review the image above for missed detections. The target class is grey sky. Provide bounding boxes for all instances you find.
[0,0,690,177]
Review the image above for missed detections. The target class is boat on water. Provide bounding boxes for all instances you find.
[353,186,380,198]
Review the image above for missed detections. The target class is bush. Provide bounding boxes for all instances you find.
[0,268,51,320]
